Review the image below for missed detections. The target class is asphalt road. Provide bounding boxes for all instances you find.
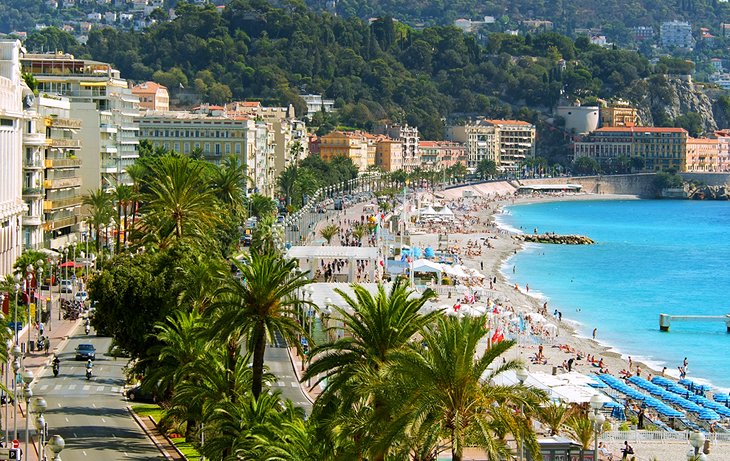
[31,330,163,461]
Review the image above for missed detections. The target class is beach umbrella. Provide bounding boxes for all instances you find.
[713,394,729,403]
[424,246,435,258]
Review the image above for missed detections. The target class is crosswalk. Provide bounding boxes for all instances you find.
[36,383,122,394]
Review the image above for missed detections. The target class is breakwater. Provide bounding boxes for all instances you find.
[513,233,595,245]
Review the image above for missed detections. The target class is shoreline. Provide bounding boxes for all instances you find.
[491,193,721,391]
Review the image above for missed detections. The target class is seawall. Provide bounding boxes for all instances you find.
[521,173,658,197]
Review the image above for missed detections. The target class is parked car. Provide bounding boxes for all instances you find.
[75,291,88,303]
[60,280,73,293]
[125,384,157,403]
[75,343,96,360]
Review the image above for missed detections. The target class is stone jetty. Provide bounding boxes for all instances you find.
[513,233,595,245]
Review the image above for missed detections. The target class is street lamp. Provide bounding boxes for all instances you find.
[516,367,529,461]
[46,434,65,461]
[588,394,606,461]
[21,369,33,459]
[25,268,34,355]
[11,345,21,440]
[687,431,707,461]
[33,396,48,461]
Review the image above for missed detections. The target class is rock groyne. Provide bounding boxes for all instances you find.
[514,234,595,245]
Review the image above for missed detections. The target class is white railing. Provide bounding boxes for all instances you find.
[601,430,730,444]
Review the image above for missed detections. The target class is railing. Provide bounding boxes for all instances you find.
[46,138,81,148]
[44,215,77,231]
[24,158,44,169]
[49,117,82,129]
[23,215,42,226]
[23,132,45,145]
[43,196,82,210]
[601,430,730,444]
[44,177,82,189]
[22,188,43,197]
[45,157,82,168]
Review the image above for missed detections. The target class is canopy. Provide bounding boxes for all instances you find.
[419,206,438,215]
[412,259,443,273]
[59,261,77,268]
[437,206,454,215]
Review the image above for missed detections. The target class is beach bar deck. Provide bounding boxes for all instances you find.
[516,184,583,194]
[659,313,730,332]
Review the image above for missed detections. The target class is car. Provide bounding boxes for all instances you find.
[125,384,157,403]
[75,291,88,303]
[60,279,73,293]
[75,343,96,360]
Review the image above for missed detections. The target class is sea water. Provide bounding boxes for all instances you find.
[499,199,730,391]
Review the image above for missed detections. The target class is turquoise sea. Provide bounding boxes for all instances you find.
[499,199,730,391]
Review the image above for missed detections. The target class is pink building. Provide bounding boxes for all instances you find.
[686,137,720,172]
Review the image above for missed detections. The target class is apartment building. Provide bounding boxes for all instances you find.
[319,131,376,172]
[660,20,695,49]
[131,81,169,111]
[600,102,639,128]
[23,95,83,250]
[375,137,403,172]
[0,39,26,276]
[574,127,688,171]
[448,119,535,172]
[418,141,467,170]
[382,124,420,172]
[21,52,140,193]
[300,94,335,115]
[686,137,720,172]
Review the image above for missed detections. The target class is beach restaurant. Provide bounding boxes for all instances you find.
[516,184,583,195]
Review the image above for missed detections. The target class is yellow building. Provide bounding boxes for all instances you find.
[319,131,375,171]
[574,127,688,171]
[375,137,403,172]
[600,102,639,128]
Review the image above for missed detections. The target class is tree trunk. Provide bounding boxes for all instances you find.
[251,321,267,399]
[116,202,122,250]
[123,205,129,250]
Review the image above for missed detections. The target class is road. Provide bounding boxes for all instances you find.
[30,329,163,461]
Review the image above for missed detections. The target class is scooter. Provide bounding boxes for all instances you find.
[85,323,90,335]
[52,361,60,377]
[86,362,93,380]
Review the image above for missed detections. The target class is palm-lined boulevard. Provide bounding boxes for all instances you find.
[77,151,602,460]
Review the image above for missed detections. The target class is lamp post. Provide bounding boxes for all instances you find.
[26,266,34,354]
[33,396,48,461]
[48,259,54,331]
[13,274,21,345]
[36,263,43,326]
[589,394,605,461]
[47,434,65,461]
[11,345,21,440]
[687,431,707,461]
[22,369,34,460]
[516,367,529,461]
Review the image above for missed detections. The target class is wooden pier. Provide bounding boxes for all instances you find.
[659,313,730,332]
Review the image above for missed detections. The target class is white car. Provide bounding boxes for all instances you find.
[75,291,88,303]
[60,279,73,293]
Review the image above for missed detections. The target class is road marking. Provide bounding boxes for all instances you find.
[96,386,104,391]
[73,432,77,438]
[112,433,116,438]
[57,403,62,408]
[83,450,87,456]
[92,403,96,408]
[65,417,69,422]
[54,385,61,391]
[124,452,129,457]
[40,385,48,391]
[111,386,119,393]
[68,384,76,390]
[101,417,106,423]
[290,382,298,387]
[83,385,90,391]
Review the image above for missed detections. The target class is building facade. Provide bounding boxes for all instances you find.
[375,138,403,172]
[487,120,536,172]
[21,52,140,193]
[686,137,720,172]
[23,95,83,250]
[600,102,639,128]
[300,94,335,116]
[660,21,694,49]
[0,39,26,276]
[574,127,688,171]
[131,81,169,111]
[418,141,467,170]
[447,122,498,168]
[383,124,420,172]
[319,131,375,172]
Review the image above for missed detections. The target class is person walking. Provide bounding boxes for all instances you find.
[621,441,634,460]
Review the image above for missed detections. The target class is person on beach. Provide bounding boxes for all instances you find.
[621,441,634,460]
[592,328,597,340]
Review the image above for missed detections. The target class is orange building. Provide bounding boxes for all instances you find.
[375,137,403,172]
[131,81,169,111]
[319,131,376,171]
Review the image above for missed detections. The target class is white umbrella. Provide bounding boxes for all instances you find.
[544,323,558,335]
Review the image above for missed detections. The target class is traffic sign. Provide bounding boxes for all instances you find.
[0,447,21,459]
[11,440,18,449]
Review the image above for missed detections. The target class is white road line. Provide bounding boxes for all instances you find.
[83,385,90,391]
[96,386,104,391]
[101,417,106,423]
[73,432,77,438]
[40,385,48,391]
[290,382,298,387]
[92,403,96,408]
[124,452,129,457]
[111,386,119,393]
[83,450,87,456]
[65,417,69,422]
[68,384,76,390]
[54,385,62,391]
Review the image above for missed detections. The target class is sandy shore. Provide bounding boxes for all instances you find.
[409,190,719,442]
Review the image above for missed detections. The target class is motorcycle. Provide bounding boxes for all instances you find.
[52,361,60,377]
[86,367,92,380]
[85,324,90,335]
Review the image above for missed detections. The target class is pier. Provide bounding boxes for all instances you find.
[659,313,730,332]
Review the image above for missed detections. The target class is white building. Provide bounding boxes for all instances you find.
[660,21,695,49]
[448,119,536,172]
[21,52,140,193]
[0,40,28,276]
[301,94,335,116]
[382,124,420,173]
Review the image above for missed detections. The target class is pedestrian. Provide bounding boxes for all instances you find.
[480,261,484,271]
[638,407,645,429]
[592,328,597,340]
[44,337,50,355]
[621,441,634,460]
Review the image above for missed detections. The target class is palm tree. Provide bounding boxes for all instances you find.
[124,163,148,241]
[249,193,277,219]
[303,280,438,460]
[538,401,577,436]
[210,156,249,217]
[386,316,548,461]
[140,156,221,244]
[351,223,368,245]
[113,184,135,251]
[83,188,115,253]
[566,415,595,458]
[277,165,298,207]
[209,251,311,399]
[318,224,339,244]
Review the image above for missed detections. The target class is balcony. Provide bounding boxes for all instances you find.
[24,158,44,169]
[99,124,118,133]
[101,145,118,154]
[46,138,81,149]
[101,161,118,173]
[43,196,82,211]
[22,188,43,197]
[44,215,77,231]
[45,157,82,168]
[23,215,42,226]
[44,177,82,189]
[24,132,46,146]
[49,118,82,129]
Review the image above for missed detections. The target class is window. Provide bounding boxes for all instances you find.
[0,118,14,127]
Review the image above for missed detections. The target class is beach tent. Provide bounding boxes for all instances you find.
[412,259,443,285]
[437,206,454,216]
[419,206,438,216]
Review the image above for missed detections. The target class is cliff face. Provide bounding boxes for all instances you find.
[631,75,718,134]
